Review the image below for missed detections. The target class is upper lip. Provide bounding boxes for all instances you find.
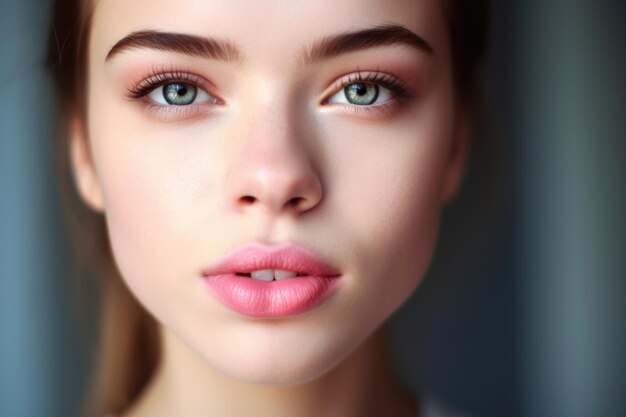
[201,243,342,277]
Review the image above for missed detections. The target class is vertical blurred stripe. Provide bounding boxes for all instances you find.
[0,0,87,416]
[0,0,54,415]
[518,0,626,416]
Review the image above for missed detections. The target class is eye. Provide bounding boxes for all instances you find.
[326,79,398,107]
[148,82,218,106]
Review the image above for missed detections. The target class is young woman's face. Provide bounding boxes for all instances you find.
[74,0,464,384]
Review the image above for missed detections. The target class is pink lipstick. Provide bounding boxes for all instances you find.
[201,243,342,318]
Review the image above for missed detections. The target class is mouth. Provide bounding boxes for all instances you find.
[235,270,309,281]
[201,242,342,318]
[201,243,342,280]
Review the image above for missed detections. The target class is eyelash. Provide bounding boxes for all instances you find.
[326,71,413,103]
[126,68,413,118]
[127,69,212,100]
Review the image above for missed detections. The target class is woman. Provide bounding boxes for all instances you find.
[48,0,488,416]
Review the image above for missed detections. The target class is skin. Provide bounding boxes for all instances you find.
[70,0,468,416]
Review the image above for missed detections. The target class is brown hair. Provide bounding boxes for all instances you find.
[48,1,159,416]
[47,1,489,415]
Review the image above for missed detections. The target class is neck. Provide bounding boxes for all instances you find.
[124,325,416,417]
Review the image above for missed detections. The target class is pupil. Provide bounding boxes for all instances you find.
[175,84,187,96]
[355,83,367,96]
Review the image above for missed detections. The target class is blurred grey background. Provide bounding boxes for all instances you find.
[0,1,624,416]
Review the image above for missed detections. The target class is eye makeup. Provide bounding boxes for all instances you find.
[124,65,223,121]
[319,70,417,119]
[323,71,413,104]
[126,69,214,100]
[123,63,419,122]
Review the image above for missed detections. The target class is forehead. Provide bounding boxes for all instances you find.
[90,0,448,65]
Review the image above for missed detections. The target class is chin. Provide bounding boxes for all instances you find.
[175,316,368,387]
[210,334,353,386]
[225,362,335,386]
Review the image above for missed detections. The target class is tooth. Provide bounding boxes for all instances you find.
[274,270,298,280]
[250,269,274,281]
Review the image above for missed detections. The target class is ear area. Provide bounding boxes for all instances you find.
[441,106,471,203]
[69,116,105,213]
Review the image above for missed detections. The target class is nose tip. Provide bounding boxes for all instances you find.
[226,151,323,215]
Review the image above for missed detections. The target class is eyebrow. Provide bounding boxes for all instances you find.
[105,24,433,64]
[302,24,434,63]
[105,30,242,62]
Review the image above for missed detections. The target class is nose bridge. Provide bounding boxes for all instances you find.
[224,98,322,215]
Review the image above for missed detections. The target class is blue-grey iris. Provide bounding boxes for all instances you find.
[344,82,379,105]
[163,83,197,105]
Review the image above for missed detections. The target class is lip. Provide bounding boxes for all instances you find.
[201,243,342,318]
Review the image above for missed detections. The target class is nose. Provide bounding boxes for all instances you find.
[224,111,323,216]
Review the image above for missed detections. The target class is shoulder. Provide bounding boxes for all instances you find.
[419,393,473,417]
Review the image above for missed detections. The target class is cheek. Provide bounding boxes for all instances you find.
[324,104,454,315]
[346,150,445,304]
[86,95,220,305]
[364,151,443,302]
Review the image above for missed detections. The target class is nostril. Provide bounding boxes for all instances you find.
[287,196,304,207]
[240,196,256,204]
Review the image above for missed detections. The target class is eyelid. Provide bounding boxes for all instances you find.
[125,69,225,122]
[126,69,222,104]
[320,71,413,106]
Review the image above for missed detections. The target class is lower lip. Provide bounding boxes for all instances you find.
[203,274,341,318]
